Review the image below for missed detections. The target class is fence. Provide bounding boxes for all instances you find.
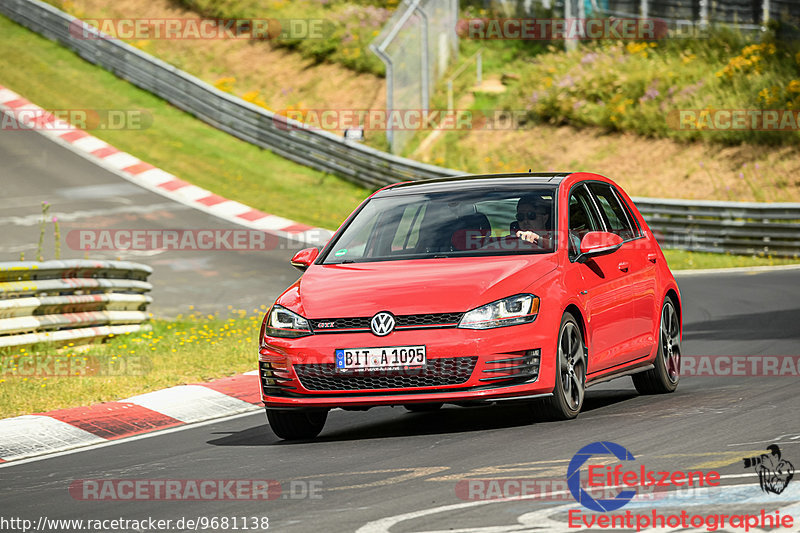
[494,0,800,45]
[0,260,152,348]
[589,0,799,29]
[369,0,459,153]
[497,0,799,28]
[1,0,799,257]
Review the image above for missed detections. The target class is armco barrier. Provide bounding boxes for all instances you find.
[0,260,152,348]
[635,198,800,257]
[1,0,799,257]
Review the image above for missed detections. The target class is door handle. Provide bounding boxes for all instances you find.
[647,253,658,264]
[618,261,630,272]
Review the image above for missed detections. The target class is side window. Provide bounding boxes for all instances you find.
[587,183,638,241]
[568,185,602,260]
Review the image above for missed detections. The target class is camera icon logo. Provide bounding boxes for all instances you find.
[743,444,794,495]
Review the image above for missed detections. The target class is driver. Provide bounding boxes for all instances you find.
[514,195,552,246]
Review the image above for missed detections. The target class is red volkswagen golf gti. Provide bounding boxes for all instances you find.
[259,172,682,439]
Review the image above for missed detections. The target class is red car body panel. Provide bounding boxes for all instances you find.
[259,172,681,409]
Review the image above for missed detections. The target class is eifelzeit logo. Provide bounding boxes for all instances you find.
[743,444,795,495]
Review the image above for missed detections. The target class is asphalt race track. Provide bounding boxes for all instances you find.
[1,129,799,532]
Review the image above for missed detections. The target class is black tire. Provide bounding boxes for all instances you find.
[632,296,680,394]
[404,403,444,412]
[540,312,586,420]
[266,409,327,440]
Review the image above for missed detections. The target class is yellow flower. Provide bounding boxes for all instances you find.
[213,77,236,93]
[625,42,649,57]
[758,88,777,105]
[788,80,800,93]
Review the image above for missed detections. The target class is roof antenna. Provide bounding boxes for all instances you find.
[528,168,532,173]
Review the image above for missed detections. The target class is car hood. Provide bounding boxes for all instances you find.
[278,255,559,317]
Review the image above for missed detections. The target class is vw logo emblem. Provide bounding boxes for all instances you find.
[370,312,396,336]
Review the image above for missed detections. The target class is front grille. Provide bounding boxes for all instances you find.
[309,312,463,333]
[396,313,463,327]
[294,356,478,391]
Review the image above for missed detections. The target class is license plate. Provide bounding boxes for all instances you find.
[335,346,426,371]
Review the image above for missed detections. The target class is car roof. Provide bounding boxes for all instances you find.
[376,172,573,196]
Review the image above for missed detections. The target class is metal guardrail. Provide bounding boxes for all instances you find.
[0,260,152,348]
[1,0,799,257]
[634,198,800,257]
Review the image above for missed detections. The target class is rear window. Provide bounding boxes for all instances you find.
[321,187,558,264]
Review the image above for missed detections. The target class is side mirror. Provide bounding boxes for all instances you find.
[576,231,623,263]
[290,247,319,271]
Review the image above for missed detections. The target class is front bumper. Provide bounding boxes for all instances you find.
[259,325,556,409]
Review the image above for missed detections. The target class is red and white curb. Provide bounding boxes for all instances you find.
[0,85,334,246]
[0,371,262,463]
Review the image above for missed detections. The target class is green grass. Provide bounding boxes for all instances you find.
[0,309,263,419]
[0,14,370,230]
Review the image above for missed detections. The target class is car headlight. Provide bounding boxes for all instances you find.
[265,305,312,338]
[458,294,539,329]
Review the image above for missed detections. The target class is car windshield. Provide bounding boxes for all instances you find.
[321,185,557,264]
